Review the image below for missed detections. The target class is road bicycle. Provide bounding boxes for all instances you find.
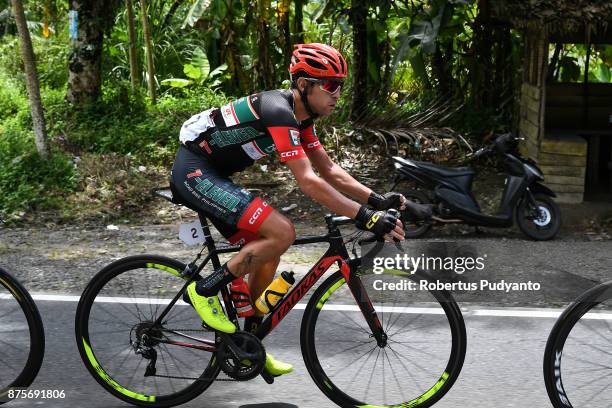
[0,266,45,404]
[75,188,467,408]
[543,280,612,408]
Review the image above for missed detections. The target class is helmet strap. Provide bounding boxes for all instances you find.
[299,83,319,120]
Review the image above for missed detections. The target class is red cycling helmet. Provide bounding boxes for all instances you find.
[289,43,347,79]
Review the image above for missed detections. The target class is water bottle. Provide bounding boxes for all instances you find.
[255,271,295,314]
[230,277,254,317]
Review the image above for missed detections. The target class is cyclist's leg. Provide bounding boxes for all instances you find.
[171,146,292,332]
[247,257,281,312]
[226,210,294,278]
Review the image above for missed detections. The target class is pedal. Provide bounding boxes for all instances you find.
[260,368,275,384]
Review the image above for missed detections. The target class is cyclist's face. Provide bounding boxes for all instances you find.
[300,79,341,117]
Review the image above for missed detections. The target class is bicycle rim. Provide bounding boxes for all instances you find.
[301,270,466,408]
[75,255,219,408]
[0,268,45,404]
[544,281,612,408]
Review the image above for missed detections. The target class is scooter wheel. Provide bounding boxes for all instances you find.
[400,189,432,238]
[516,193,561,240]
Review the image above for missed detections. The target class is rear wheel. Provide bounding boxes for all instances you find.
[75,255,218,408]
[543,280,612,408]
[301,270,466,408]
[516,193,561,240]
[0,268,45,404]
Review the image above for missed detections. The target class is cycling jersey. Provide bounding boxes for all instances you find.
[172,89,324,245]
[179,89,323,175]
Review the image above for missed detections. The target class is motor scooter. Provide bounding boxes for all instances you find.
[391,133,561,240]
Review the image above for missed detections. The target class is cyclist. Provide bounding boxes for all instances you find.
[171,43,430,376]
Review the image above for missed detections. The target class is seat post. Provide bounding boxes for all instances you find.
[198,212,223,269]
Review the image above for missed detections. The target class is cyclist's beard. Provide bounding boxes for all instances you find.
[300,86,319,120]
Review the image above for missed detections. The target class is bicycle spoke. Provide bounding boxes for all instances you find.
[337,310,371,335]
[388,338,441,359]
[91,315,132,328]
[0,336,28,353]
[157,348,177,394]
[578,320,612,347]
[384,348,407,402]
[318,315,371,335]
[582,376,612,406]
[125,353,145,390]
[572,369,612,390]
[345,344,378,388]
[388,344,436,378]
[387,313,425,338]
[328,344,378,378]
[387,344,425,393]
[363,348,381,402]
[563,354,612,371]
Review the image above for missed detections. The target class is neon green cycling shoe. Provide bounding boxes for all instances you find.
[265,353,293,376]
[186,282,236,334]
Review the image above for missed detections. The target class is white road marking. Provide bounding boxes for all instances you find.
[4,293,611,320]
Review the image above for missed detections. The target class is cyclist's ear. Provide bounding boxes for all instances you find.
[297,77,307,93]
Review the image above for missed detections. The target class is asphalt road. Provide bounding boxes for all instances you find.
[3,297,610,408]
[1,225,611,408]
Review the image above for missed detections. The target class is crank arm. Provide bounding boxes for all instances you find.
[218,333,249,360]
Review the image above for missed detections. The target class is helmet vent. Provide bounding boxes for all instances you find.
[305,58,327,70]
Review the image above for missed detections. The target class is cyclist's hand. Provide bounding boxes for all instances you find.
[355,206,405,241]
[368,192,406,211]
[384,217,405,242]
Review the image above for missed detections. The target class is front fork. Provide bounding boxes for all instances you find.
[522,188,542,219]
[343,258,387,347]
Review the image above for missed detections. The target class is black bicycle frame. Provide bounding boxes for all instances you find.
[152,213,386,348]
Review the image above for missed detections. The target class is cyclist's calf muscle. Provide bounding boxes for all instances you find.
[227,211,295,277]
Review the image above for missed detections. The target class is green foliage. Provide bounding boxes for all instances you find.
[551,44,612,83]
[47,81,229,164]
[161,47,228,89]
[0,122,76,216]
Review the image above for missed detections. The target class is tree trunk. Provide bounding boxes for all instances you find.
[11,0,50,159]
[255,0,274,90]
[66,0,120,104]
[471,0,492,109]
[223,0,248,93]
[162,0,183,29]
[431,41,454,96]
[292,0,304,44]
[277,0,291,73]
[350,0,368,121]
[140,0,156,103]
[125,0,139,89]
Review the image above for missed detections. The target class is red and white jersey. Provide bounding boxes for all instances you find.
[179,89,323,175]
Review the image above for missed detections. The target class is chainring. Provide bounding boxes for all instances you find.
[216,331,266,381]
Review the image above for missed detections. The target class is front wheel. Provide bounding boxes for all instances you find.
[300,270,466,408]
[516,192,561,240]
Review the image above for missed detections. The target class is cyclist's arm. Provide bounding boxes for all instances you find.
[285,157,361,219]
[305,148,372,204]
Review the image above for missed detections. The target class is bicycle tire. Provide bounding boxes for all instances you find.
[75,255,219,408]
[0,267,45,404]
[543,280,612,408]
[301,270,466,408]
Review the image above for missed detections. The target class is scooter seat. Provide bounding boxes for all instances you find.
[412,161,475,177]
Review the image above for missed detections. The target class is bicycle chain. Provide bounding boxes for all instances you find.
[153,328,245,382]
